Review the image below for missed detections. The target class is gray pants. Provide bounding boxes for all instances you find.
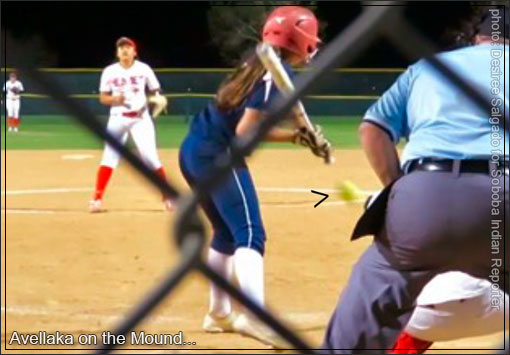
[322,170,508,354]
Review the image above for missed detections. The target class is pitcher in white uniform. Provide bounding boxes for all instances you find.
[3,72,24,132]
[89,37,172,213]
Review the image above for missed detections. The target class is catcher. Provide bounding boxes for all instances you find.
[322,7,508,353]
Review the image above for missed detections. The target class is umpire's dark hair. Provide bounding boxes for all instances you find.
[477,6,510,39]
[441,4,508,48]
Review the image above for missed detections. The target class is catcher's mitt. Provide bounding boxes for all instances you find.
[148,94,168,118]
[293,125,333,162]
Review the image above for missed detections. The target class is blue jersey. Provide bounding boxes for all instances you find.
[187,61,294,154]
[365,44,509,166]
[179,61,295,256]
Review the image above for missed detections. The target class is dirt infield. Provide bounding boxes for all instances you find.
[1,149,505,354]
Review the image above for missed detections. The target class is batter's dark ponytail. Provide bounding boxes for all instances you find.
[215,50,267,112]
[215,46,296,112]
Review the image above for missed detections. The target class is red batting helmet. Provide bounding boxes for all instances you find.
[262,6,320,60]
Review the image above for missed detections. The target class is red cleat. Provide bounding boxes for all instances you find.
[391,331,433,354]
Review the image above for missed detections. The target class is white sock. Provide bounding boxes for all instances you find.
[234,247,264,308]
[207,248,233,317]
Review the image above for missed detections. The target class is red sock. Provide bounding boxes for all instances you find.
[14,118,20,128]
[154,167,167,181]
[7,117,13,127]
[154,167,170,199]
[391,331,433,354]
[93,165,114,201]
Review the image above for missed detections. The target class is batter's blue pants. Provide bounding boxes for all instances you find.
[179,135,266,256]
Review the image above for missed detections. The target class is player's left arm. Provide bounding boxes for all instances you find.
[12,82,24,97]
[236,108,295,142]
[146,65,161,94]
[146,66,167,117]
[237,78,302,143]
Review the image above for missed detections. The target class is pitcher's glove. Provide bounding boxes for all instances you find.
[293,125,332,161]
[148,93,168,118]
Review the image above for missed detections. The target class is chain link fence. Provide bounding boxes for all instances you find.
[5,2,508,353]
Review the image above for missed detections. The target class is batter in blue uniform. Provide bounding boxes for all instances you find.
[179,6,326,347]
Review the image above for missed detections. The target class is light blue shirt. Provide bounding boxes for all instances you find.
[365,44,509,166]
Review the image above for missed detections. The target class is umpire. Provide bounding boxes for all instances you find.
[322,7,509,353]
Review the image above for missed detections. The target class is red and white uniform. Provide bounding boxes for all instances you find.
[3,80,24,118]
[405,271,508,341]
[99,60,162,170]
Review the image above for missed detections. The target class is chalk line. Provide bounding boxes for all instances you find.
[2,187,93,196]
[2,209,56,214]
[3,186,376,196]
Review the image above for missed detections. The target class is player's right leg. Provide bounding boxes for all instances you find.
[6,100,14,132]
[90,116,129,213]
[206,165,290,348]
[179,136,284,348]
[216,165,266,306]
[129,117,173,210]
[12,100,20,132]
[199,207,238,333]
[179,140,237,333]
[7,117,13,132]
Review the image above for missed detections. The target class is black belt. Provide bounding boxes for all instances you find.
[404,158,509,175]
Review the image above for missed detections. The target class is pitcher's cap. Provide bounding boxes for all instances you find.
[116,37,136,48]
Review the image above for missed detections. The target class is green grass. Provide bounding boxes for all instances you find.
[1,115,362,150]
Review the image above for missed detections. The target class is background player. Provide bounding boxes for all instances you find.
[3,72,24,132]
[89,37,172,213]
[322,7,509,353]
[179,6,328,347]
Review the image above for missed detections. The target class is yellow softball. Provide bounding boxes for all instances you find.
[337,180,364,201]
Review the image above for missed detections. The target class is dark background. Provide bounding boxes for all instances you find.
[2,1,480,68]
